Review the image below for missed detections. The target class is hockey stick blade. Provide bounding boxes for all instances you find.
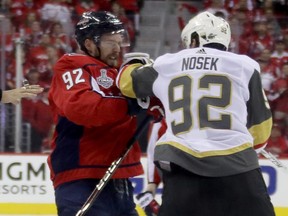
[261,149,288,174]
[76,115,153,216]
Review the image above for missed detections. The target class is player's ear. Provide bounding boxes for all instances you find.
[84,38,99,56]
[84,38,91,49]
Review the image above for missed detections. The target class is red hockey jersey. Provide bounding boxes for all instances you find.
[48,53,143,188]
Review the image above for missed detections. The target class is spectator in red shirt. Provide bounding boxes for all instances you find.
[8,0,39,32]
[111,1,136,51]
[22,84,53,153]
[271,39,288,75]
[49,22,72,54]
[117,0,141,34]
[25,20,44,48]
[249,21,274,59]
[73,0,100,20]
[26,34,56,84]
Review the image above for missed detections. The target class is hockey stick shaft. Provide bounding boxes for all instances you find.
[76,115,152,216]
[261,149,288,173]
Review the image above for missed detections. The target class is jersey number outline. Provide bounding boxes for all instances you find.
[62,68,85,90]
[168,74,232,135]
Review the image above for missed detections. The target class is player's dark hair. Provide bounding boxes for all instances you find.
[191,32,200,47]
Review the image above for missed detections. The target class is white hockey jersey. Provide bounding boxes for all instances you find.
[118,47,272,177]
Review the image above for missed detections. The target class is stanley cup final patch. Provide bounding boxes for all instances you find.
[96,69,113,89]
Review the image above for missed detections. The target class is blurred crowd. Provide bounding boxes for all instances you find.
[200,0,288,157]
[0,0,143,153]
[1,0,288,157]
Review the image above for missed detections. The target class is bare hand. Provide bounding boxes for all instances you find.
[1,85,44,105]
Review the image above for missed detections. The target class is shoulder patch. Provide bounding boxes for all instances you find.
[96,69,113,88]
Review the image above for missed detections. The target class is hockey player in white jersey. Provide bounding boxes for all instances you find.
[117,11,275,216]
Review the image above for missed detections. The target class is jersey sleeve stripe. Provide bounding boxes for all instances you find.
[248,117,272,147]
[117,63,143,98]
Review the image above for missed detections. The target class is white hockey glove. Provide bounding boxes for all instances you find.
[121,52,153,68]
[136,191,160,216]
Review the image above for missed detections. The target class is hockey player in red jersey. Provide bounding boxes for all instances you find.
[47,11,144,216]
[117,11,275,216]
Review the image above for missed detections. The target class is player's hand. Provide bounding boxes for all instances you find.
[126,98,145,116]
[136,191,160,216]
[121,52,153,68]
[137,97,164,122]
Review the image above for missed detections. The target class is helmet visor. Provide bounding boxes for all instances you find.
[99,29,130,48]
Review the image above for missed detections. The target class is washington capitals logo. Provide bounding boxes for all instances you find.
[97,69,113,89]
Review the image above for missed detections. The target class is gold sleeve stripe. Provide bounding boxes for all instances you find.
[248,117,272,147]
[118,63,143,98]
[156,141,252,158]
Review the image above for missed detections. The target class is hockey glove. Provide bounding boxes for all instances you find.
[121,52,153,69]
[127,98,145,116]
[136,191,160,216]
[137,96,165,122]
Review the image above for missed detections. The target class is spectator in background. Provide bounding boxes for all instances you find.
[49,22,72,54]
[40,0,73,35]
[264,8,282,40]
[117,0,141,35]
[6,48,32,90]
[283,29,288,51]
[22,84,53,153]
[111,1,136,51]
[225,0,255,14]
[230,8,254,54]
[26,34,54,84]
[7,0,39,32]
[271,38,288,75]
[249,21,274,59]
[257,48,279,110]
[25,20,44,48]
[206,0,229,19]
[23,11,40,33]
[46,45,60,71]
[73,0,100,20]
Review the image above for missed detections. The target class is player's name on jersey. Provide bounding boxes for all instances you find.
[182,56,219,71]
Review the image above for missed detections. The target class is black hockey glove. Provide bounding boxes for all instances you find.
[126,98,144,116]
[137,96,165,122]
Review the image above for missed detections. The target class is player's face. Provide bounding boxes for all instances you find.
[98,33,123,67]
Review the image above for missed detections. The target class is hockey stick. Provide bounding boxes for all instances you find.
[76,115,153,216]
[261,149,288,174]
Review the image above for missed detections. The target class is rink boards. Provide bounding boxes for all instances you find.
[0,154,287,215]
